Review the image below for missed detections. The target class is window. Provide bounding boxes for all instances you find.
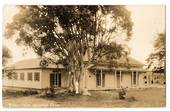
[96,70,101,86]
[95,70,105,87]
[102,73,105,87]
[116,71,121,88]
[55,74,58,85]
[7,72,12,80]
[34,72,40,81]
[55,73,61,86]
[151,80,153,84]
[132,71,138,85]
[116,71,121,80]
[144,76,147,79]
[27,72,33,81]
[133,72,137,85]
[13,73,18,80]
[20,73,25,80]
[50,74,54,87]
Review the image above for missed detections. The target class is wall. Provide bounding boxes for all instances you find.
[41,69,68,88]
[3,69,42,89]
[85,70,150,90]
[86,70,115,90]
[85,70,97,90]
[138,71,153,88]
[104,71,115,89]
[41,69,51,88]
[138,72,145,87]
[3,68,67,89]
[3,68,150,90]
[121,71,152,89]
[61,70,69,88]
[122,71,132,88]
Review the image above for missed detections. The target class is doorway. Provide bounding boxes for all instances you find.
[96,70,105,87]
[116,71,121,88]
[50,72,61,87]
[132,71,138,86]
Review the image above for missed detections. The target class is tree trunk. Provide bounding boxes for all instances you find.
[67,67,91,95]
[78,66,91,95]
[67,71,76,93]
[67,72,73,92]
[67,50,91,95]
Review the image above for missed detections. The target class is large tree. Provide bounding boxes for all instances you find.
[5,5,133,94]
[146,33,165,73]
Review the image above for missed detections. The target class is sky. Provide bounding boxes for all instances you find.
[2,5,165,64]
[127,5,165,63]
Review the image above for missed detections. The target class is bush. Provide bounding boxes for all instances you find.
[118,88,126,100]
[41,87,55,97]
[3,89,38,97]
[23,89,38,96]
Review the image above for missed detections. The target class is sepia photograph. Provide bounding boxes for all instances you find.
[2,5,165,108]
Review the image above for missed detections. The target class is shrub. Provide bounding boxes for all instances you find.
[127,96,137,102]
[41,86,55,97]
[118,88,126,100]
[23,89,38,96]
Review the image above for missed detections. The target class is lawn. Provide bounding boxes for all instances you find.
[2,87,166,108]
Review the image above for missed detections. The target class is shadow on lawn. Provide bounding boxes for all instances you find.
[2,89,38,100]
[3,88,138,103]
[2,88,165,107]
[36,90,137,103]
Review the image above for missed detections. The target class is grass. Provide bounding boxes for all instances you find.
[3,87,166,108]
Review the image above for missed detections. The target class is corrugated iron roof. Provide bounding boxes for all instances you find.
[6,58,64,70]
[90,66,147,72]
[5,56,145,71]
[89,56,146,71]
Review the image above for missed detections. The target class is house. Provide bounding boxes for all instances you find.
[3,57,152,90]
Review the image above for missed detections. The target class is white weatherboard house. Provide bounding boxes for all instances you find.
[3,58,152,90]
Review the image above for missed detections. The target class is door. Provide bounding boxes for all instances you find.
[96,71,101,87]
[58,73,61,87]
[96,70,105,87]
[50,72,61,87]
[132,71,138,86]
[102,73,105,87]
[116,71,121,88]
[50,73,54,87]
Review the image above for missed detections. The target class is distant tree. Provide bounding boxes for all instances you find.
[2,45,12,66]
[5,5,133,94]
[146,33,165,73]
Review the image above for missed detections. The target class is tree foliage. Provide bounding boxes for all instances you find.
[5,5,132,65]
[146,33,165,73]
[2,45,12,66]
[4,5,133,93]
